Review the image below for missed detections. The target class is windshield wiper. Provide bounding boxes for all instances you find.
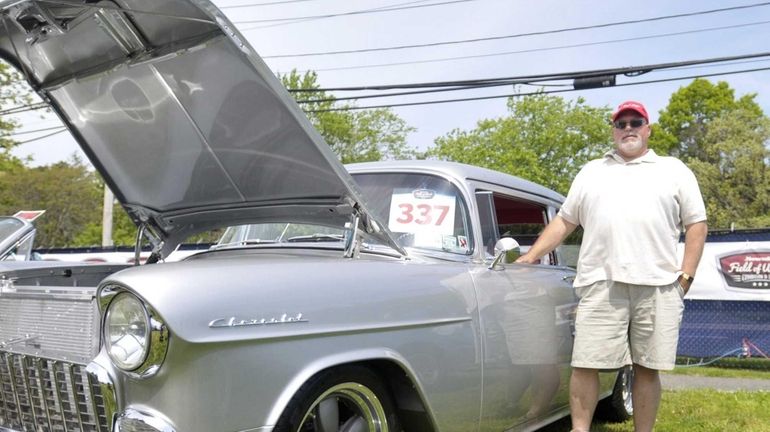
[212,239,278,250]
[286,234,345,243]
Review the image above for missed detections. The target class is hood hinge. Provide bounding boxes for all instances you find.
[343,214,361,259]
[135,223,165,265]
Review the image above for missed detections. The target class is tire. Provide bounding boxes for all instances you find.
[596,365,634,422]
[274,365,401,432]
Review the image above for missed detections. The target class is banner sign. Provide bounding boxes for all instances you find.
[679,238,770,301]
[717,251,770,289]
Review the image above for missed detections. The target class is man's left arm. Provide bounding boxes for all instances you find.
[679,220,708,294]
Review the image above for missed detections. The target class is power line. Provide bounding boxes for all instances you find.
[11,128,68,144]
[233,0,475,25]
[303,66,770,112]
[220,0,322,9]
[291,20,770,73]
[0,102,49,116]
[262,1,770,58]
[293,50,770,93]
[0,125,67,136]
[237,0,435,30]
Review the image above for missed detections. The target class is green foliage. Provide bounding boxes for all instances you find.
[685,109,770,229]
[428,93,612,195]
[0,61,35,169]
[650,78,763,158]
[0,155,102,247]
[74,201,137,247]
[280,70,417,163]
[543,389,770,432]
[651,79,769,229]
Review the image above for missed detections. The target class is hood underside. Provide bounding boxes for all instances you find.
[0,0,401,256]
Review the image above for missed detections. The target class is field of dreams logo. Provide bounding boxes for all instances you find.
[717,250,770,290]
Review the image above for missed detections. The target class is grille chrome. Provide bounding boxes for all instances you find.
[0,285,99,364]
[0,353,113,432]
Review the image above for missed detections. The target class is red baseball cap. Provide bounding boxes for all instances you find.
[612,100,649,122]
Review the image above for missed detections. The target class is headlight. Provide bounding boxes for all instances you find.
[104,292,150,371]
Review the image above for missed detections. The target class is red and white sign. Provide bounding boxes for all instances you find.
[718,251,770,289]
[13,210,45,222]
[388,189,456,236]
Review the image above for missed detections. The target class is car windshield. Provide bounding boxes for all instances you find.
[352,172,472,254]
[0,217,25,242]
[213,173,472,255]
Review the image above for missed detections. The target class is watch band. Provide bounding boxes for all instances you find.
[680,272,694,283]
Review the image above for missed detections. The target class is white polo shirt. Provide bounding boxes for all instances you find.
[559,149,707,287]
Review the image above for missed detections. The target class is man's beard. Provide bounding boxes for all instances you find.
[618,136,644,156]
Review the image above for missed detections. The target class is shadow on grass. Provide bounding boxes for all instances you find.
[538,416,632,432]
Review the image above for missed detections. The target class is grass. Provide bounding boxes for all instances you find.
[664,365,770,379]
[539,364,770,432]
[541,390,770,432]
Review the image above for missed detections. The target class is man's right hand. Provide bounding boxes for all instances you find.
[515,253,539,264]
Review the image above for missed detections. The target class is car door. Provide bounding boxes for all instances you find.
[471,188,579,431]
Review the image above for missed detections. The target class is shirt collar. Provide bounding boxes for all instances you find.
[604,148,659,165]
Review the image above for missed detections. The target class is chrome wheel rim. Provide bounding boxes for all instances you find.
[299,382,389,432]
[621,366,634,415]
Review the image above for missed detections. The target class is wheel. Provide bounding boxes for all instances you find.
[274,365,400,432]
[596,365,633,422]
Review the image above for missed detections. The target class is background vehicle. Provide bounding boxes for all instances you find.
[0,216,37,261]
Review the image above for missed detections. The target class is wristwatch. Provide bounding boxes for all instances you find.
[680,272,694,283]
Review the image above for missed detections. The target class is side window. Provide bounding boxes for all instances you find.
[15,234,34,261]
[483,192,551,263]
[475,191,499,257]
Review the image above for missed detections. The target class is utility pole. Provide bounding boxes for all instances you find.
[102,185,114,247]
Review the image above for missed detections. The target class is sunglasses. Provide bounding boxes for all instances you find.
[613,118,647,129]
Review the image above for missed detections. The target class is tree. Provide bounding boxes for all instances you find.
[0,155,102,247]
[0,60,36,170]
[650,78,764,158]
[74,197,137,247]
[686,109,770,229]
[280,70,417,163]
[428,93,612,195]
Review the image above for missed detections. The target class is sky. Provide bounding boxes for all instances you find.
[9,0,770,166]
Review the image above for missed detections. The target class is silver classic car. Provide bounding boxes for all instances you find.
[0,216,36,262]
[0,1,632,431]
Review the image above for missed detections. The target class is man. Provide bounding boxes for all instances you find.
[516,101,707,432]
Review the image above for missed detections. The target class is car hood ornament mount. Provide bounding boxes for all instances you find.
[0,0,404,258]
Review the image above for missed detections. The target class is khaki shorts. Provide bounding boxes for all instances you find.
[571,280,685,371]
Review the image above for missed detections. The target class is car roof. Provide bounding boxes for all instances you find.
[346,160,566,205]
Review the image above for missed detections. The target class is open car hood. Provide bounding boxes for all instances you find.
[0,0,403,257]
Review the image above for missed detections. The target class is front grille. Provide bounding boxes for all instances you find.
[0,285,99,364]
[0,353,112,432]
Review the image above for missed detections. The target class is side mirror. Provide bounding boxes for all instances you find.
[489,237,520,270]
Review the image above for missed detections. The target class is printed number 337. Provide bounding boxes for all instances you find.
[396,203,450,225]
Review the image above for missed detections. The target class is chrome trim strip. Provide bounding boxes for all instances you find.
[0,361,7,420]
[19,356,38,427]
[227,316,474,341]
[86,361,117,431]
[2,353,24,424]
[66,363,86,429]
[51,361,69,432]
[85,371,104,432]
[34,358,53,432]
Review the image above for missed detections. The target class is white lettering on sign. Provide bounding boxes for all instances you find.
[388,190,456,236]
